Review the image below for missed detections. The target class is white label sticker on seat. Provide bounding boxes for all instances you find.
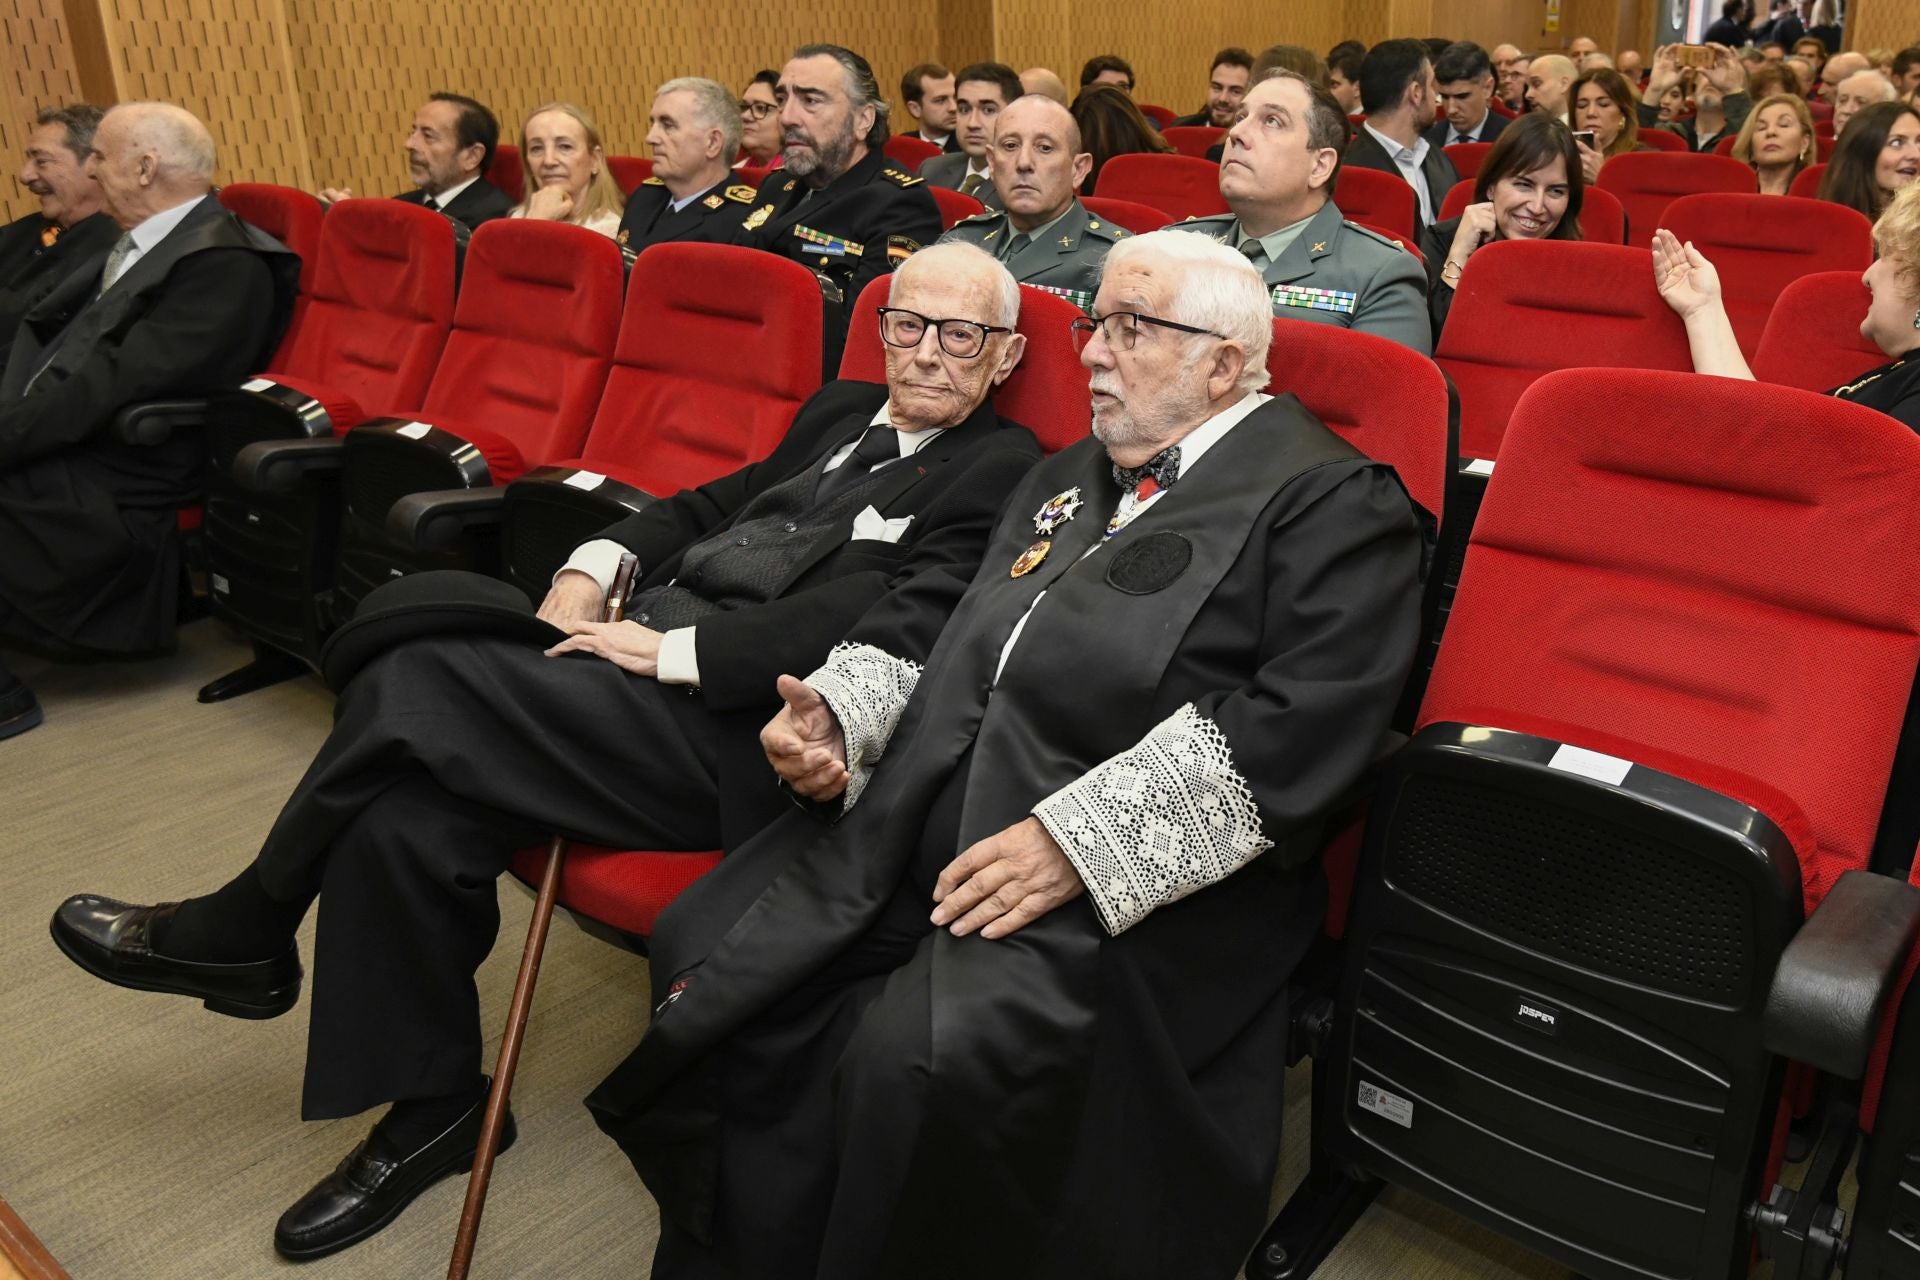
[564,470,607,491]
[396,422,432,440]
[210,573,229,595]
[1357,1081,1414,1128]
[1462,457,1496,476]
[241,377,275,393]
[1548,743,1632,786]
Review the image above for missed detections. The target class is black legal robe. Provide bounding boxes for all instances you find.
[587,395,1426,1279]
[0,210,118,369]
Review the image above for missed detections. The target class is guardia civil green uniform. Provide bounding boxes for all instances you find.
[937,198,1128,313]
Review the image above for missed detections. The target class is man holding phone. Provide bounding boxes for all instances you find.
[1639,44,1751,152]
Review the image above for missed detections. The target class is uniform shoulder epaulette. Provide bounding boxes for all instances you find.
[723,184,758,203]
[1083,216,1131,240]
[1340,220,1404,251]
[956,210,1001,225]
[882,166,925,187]
[641,176,664,187]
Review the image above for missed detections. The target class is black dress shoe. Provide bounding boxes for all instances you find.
[48,895,301,1019]
[274,1091,516,1261]
[0,674,41,740]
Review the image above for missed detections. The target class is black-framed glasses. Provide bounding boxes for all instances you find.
[739,100,776,120]
[1069,311,1221,354]
[876,306,1012,359]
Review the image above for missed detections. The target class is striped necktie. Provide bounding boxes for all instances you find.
[97,233,136,296]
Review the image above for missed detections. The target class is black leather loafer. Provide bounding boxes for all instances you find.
[0,677,41,740]
[274,1092,516,1261]
[48,895,301,1019]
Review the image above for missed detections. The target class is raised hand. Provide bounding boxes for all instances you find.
[1651,228,1723,319]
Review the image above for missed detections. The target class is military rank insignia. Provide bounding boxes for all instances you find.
[794,224,864,257]
[1032,487,1084,534]
[702,194,725,209]
[1272,285,1358,315]
[886,235,919,265]
[744,204,773,231]
[1028,283,1095,312]
[641,176,664,186]
[724,185,757,203]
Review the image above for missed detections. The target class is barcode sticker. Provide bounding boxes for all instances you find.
[564,470,607,491]
[396,422,432,440]
[241,377,275,393]
[1463,458,1496,477]
[1357,1081,1414,1129]
[1548,743,1632,786]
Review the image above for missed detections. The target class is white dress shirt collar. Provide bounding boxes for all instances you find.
[423,174,480,210]
[126,193,206,256]
[1362,122,1435,225]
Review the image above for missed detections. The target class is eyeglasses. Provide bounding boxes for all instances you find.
[739,100,776,120]
[876,307,1012,359]
[1069,311,1221,354]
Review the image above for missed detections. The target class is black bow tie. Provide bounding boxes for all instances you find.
[1112,445,1181,494]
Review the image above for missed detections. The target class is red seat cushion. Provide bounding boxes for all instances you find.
[1333,167,1419,241]
[1750,271,1886,392]
[1080,196,1172,234]
[511,844,724,938]
[1095,154,1229,222]
[1595,151,1757,249]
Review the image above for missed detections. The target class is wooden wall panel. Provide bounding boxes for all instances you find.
[1848,0,1915,54]
[2,0,87,223]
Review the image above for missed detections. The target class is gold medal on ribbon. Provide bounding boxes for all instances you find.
[1011,540,1051,577]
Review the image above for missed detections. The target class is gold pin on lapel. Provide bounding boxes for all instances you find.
[1311,241,1327,253]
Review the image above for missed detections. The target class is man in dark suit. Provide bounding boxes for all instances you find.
[0,102,297,738]
[51,240,1042,1261]
[900,62,961,152]
[1427,43,1510,149]
[1,104,118,369]
[1169,47,1254,127]
[315,93,513,230]
[587,227,1424,1280]
[1345,38,1461,238]
[616,77,756,254]
[918,62,1025,210]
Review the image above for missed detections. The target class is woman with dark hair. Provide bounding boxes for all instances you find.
[1070,84,1174,194]
[737,69,783,168]
[1570,67,1648,182]
[1421,114,1585,338]
[1731,93,1816,193]
[1820,101,1920,222]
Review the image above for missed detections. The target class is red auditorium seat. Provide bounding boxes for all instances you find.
[1349,221,1424,267]
[1791,163,1826,197]
[1488,99,1516,119]
[1596,150,1755,248]
[1137,103,1176,129]
[486,142,523,204]
[1436,179,1627,245]
[736,163,772,188]
[929,186,986,231]
[1819,134,1836,161]
[1634,127,1687,151]
[1080,195,1172,233]
[493,243,824,602]
[217,184,323,290]
[1751,270,1886,391]
[1332,167,1418,240]
[1257,367,1920,1280]
[1442,141,1492,179]
[1094,154,1229,221]
[1809,100,1834,122]
[606,155,653,195]
[1660,193,1874,357]
[1163,125,1226,158]
[883,134,942,170]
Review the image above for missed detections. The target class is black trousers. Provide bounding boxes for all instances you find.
[254,635,727,1121]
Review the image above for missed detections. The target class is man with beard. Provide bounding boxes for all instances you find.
[1170,48,1255,127]
[741,44,942,371]
[1,104,118,369]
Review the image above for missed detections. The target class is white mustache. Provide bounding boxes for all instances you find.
[1088,376,1123,398]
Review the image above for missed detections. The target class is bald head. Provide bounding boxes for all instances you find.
[89,101,216,228]
[1821,50,1872,93]
[1618,50,1643,78]
[1526,54,1577,115]
[1019,67,1070,105]
[1491,43,1523,66]
[990,95,1090,229]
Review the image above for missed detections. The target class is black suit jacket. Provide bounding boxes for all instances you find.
[0,210,118,370]
[396,178,514,230]
[616,176,757,255]
[1424,110,1510,149]
[1343,126,1462,237]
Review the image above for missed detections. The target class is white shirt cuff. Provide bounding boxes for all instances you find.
[555,539,629,594]
[656,627,700,686]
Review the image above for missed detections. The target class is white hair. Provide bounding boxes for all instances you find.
[891,241,1020,327]
[1107,229,1272,396]
[657,76,743,159]
[1841,69,1900,103]
[106,101,216,181]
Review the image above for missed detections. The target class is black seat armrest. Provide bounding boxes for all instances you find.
[233,436,347,492]
[1763,869,1920,1077]
[113,398,211,445]
[387,486,509,552]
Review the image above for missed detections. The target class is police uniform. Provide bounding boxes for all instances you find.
[740,147,941,312]
[937,199,1128,312]
[1171,201,1431,355]
[616,175,758,256]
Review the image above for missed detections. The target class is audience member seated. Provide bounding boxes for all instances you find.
[1818,50,1871,101]
[1429,43,1508,146]
[1169,46,1253,127]
[1019,67,1071,106]
[1833,68,1898,139]
[1820,101,1920,221]
[315,93,511,230]
[1746,62,1800,103]
[1705,0,1751,46]
[1569,36,1600,61]
[1179,70,1430,353]
[1732,93,1817,193]
[900,62,959,153]
[1783,55,1817,96]
[1498,51,1532,114]
[48,240,1043,1260]
[1619,49,1646,82]
[1570,67,1649,182]
[1422,114,1583,338]
[1072,85,1174,195]
[1653,75,1691,122]
[1329,42,1367,113]
[1896,47,1920,98]
[737,69,785,169]
[586,227,1424,1280]
[507,102,623,238]
[921,62,1023,207]
[1653,183,1920,428]
[1805,1,1842,54]
[616,78,756,255]
[0,103,298,738]
[1253,44,1331,89]
[0,104,116,368]
[1346,39,1460,237]
[1580,52,1616,71]
[1526,54,1577,120]
[1642,43,1751,150]
[940,94,1126,308]
[1080,54,1136,96]
[1791,36,1828,83]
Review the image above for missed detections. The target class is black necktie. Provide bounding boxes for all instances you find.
[422,195,441,212]
[1112,444,1181,494]
[819,428,899,499]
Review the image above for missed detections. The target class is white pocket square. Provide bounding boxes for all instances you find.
[850,506,914,544]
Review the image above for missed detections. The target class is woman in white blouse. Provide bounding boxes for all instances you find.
[509,101,623,238]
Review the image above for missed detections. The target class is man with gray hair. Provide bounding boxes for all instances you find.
[1832,66,1899,136]
[589,227,1425,1280]
[616,77,758,255]
[2,104,117,365]
[0,100,296,736]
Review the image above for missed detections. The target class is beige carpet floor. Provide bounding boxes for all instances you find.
[1,619,1611,1278]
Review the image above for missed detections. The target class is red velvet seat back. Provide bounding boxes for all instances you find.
[269,199,456,417]
[1265,318,1448,520]
[486,143,523,204]
[1163,125,1225,158]
[840,277,1090,454]
[1095,154,1228,221]
[1751,271,1886,392]
[1661,193,1874,358]
[1438,180,1626,245]
[1434,238,1692,460]
[578,244,822,492]
[1443,142,1493,180]
[1137,103,1176,129]
[1422,367,1920,913]
[883,135,942,170]
[930,187,985,231]
[1080,196,1171,233]
[1350,221,1424,265]
[1332,167,1418,240]
[1790,163,1826,198]
[606,156,653,195]
[1595,151,1755,248]
[1635,128,1687,152]
[418,220,623,478]
[218,184,326,359]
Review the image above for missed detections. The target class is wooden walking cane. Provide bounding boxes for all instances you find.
[448,551,641,1280]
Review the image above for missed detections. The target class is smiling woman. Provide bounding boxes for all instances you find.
[508,102,623,238]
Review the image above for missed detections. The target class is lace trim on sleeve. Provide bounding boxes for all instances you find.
[1033,703,1272,935]
[805,642,923,811]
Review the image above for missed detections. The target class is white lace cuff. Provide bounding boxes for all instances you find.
[804,642,922,811]
[1033,703,1273,935]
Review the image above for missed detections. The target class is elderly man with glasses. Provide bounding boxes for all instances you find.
[588,228,1426,1280]
[50,240,1040,1262]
